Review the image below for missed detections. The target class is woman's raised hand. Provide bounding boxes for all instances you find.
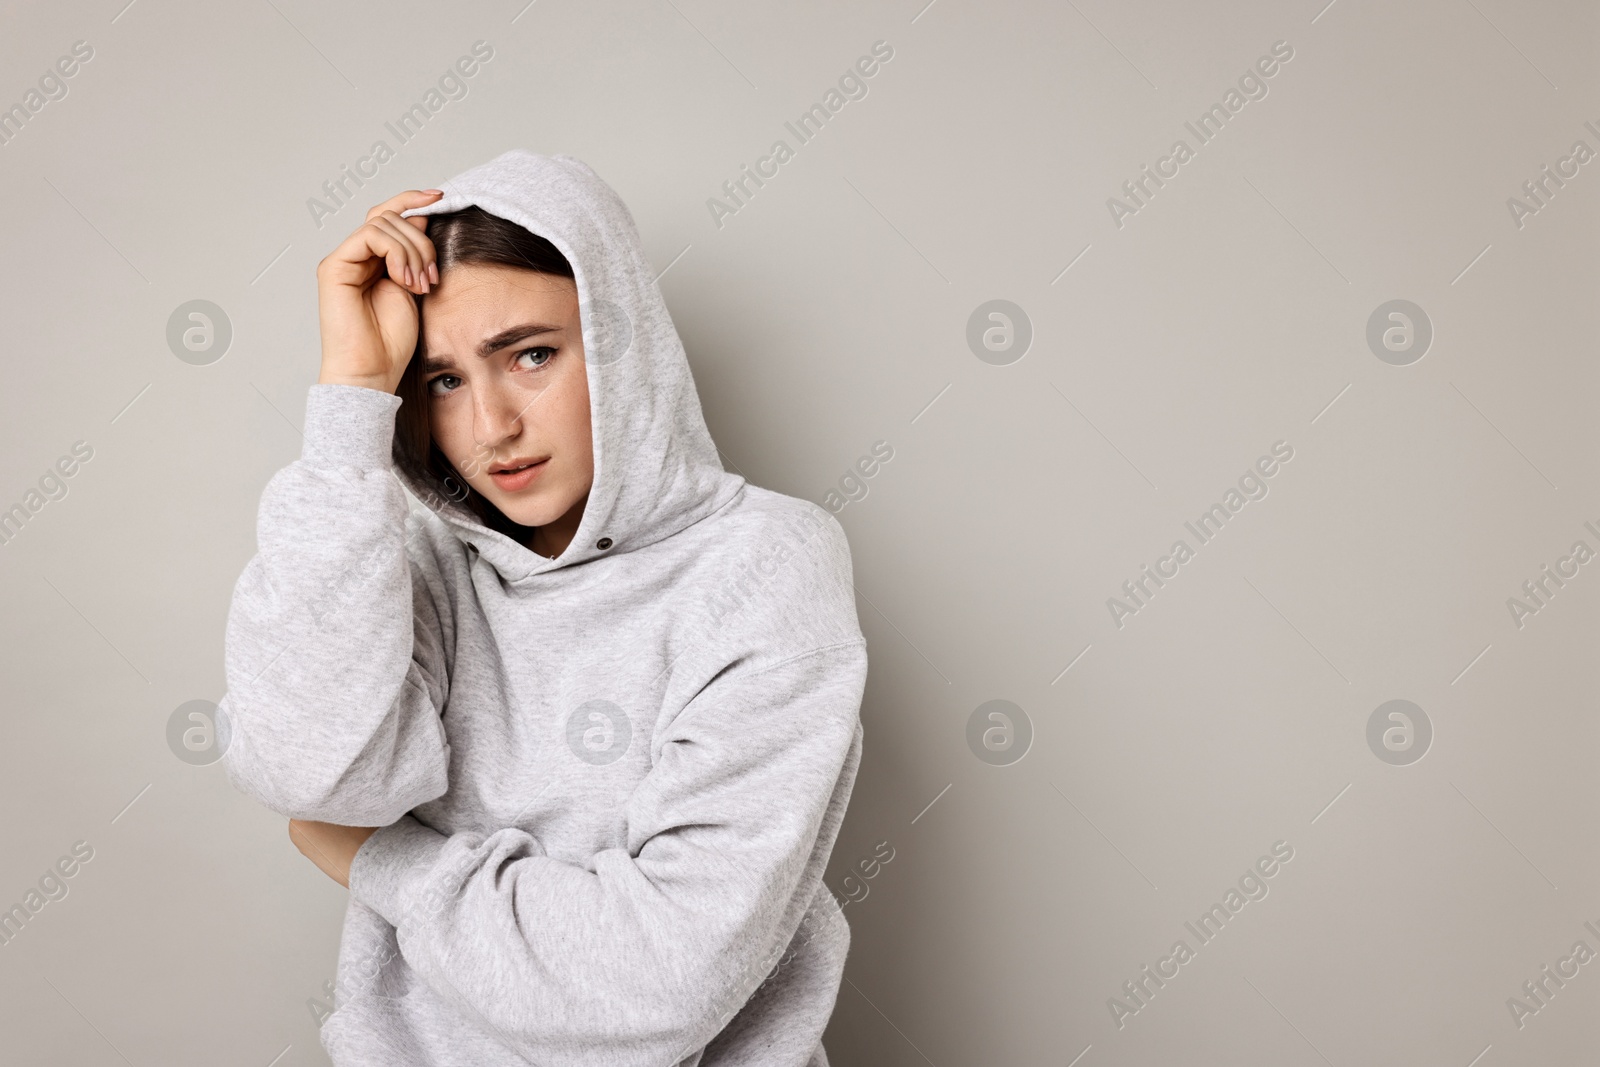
[316,189,444,395]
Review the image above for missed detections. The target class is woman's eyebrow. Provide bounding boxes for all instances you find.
[423,322,565,372]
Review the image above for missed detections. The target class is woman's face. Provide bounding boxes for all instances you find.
[418,262,594,542]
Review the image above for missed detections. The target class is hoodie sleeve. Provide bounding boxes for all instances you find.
[218,383,452,826]
[345,637,867,1067]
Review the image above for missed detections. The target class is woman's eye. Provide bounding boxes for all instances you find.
[427,374,461,397]
[516,346,556,370]
[427,348,552,396]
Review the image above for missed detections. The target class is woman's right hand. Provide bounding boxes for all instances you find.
[316,189,444,394]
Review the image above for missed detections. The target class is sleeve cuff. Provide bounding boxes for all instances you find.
[301,383,404,471]
[348,814,450,928]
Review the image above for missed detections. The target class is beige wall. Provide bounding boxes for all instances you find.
[0,0,1594,1063]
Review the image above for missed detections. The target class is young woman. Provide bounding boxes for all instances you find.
[219,150,868,1066]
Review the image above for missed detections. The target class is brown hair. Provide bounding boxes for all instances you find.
[393,205,576,541]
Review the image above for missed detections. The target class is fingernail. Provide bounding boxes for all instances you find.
[424,188,444,195]
[429,262,439,284]
[403,265,413,286]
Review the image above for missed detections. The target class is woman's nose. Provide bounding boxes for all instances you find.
[474,380,530,441]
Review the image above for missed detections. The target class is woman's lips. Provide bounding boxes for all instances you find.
[489,459,549,491]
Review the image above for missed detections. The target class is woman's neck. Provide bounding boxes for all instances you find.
[529,521,574,559]
[528,493,590,560]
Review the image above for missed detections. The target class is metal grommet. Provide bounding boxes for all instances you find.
[596,537,613,550]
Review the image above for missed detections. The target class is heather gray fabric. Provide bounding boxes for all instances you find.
[218,150,867,1067]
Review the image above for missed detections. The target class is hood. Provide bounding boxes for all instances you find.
[393,149,743,585]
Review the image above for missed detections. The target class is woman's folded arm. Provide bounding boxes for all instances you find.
[346,639,867,1067]
[219,384,452,825]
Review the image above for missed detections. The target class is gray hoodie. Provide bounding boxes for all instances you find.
[219,150,867,1067]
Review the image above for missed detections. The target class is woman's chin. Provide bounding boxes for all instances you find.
[493,500,550,527]
[479,486,565,529]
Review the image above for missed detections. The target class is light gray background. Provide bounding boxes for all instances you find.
[1,0,1595,1064]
